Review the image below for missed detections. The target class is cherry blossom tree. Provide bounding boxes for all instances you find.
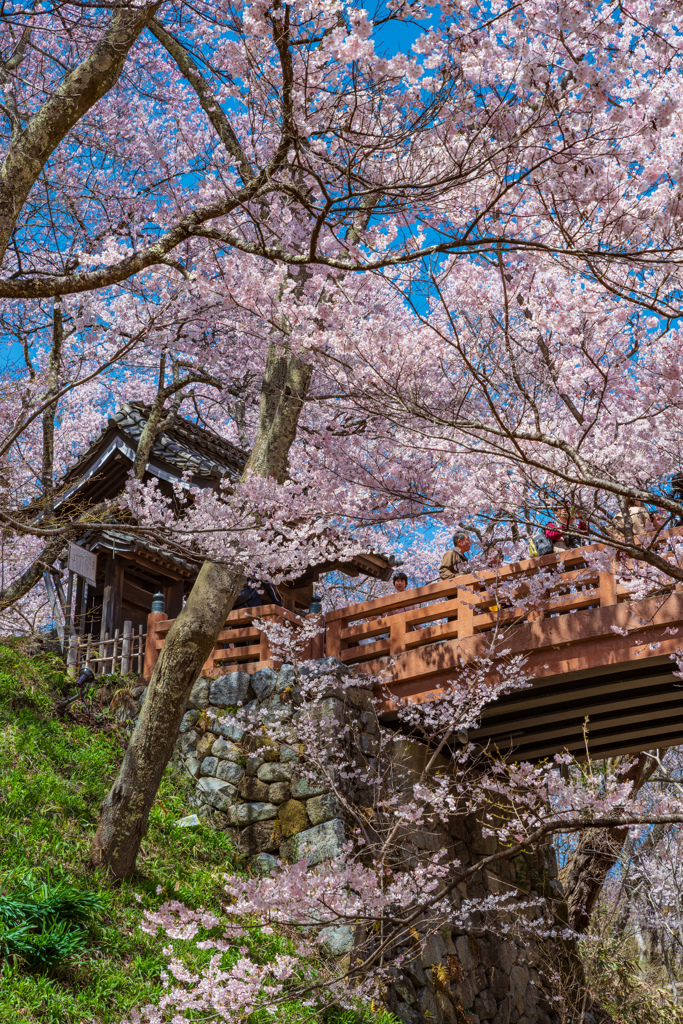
[2,0,683,881]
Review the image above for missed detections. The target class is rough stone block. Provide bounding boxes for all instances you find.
[280,818,345,866]
[251,851,278,874]
[214,719,245,742]
[212,738,241,760]
[268,782,290,804]
[234,802,278,826]
[497,940,516,974]
[360,711,378,734]
[187,678,210,709]
[184,756,201,779]
[421,931,447,966]
[280,744,299,763]
[216,761,245,786]
[196,776,237,809]
[491,996,514,1024]
[257,762,292,783]
[306,792,342,826]
[238,777,270,802]
[245,755,265,777]
[290,774,327,799]
[179,711,196,734]
[490,967,510,1000]
[393,1005,422,1024]
[278,799,310,839]
[456,933,479,970]
[239,819,280,855]
[417,987,439,1021]
[196,732,217,760]
[247,737,280,762]
[300,657,350,680]
[394,977,418,1005]
[251,667,277,700]
[319,923,355,955]
[435,992,458,1024]
[179,729,198,755]
[359,733,379,755]
[260,695,295,723]
[473,989,497,1021]
[509,965,529,997]
[276,664,297,692]
[404,959,428,988]
[200,756,219,777]
[210,671,252,707]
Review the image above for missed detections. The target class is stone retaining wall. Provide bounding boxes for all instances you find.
[167,658,574,1024]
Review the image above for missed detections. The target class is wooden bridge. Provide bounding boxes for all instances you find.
[145,539,683,761]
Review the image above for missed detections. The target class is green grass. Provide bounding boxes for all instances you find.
[0,643,393,1024]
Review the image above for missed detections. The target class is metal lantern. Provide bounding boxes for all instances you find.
[151,591,166,614]
[308,594,323,615]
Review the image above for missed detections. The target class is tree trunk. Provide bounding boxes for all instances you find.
[90,561,244,877]
[90,343,312,877]
[561,752,660,932]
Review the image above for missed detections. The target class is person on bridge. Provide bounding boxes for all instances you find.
[439,531,471,579]
[544,508,588,553]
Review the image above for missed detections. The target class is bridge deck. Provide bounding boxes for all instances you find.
[145,538,683,760]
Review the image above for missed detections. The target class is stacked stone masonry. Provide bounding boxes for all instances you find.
[170,658,575,1024]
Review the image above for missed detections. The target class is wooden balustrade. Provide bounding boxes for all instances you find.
[324,544,637,672]
[143,604,319,681]
[140,531,683,701]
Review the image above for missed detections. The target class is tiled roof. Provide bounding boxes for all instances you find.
[62,401,248,487]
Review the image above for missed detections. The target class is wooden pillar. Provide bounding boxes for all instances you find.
[142,610,168,682]
[100,555,124,640]
[163,580,185,619]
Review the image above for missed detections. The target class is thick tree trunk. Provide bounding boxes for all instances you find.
[90,561,244,877]
[90,343,312,876]
[562,752,660,932]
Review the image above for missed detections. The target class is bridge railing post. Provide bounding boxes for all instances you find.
[389,614,407,656]
[599,570,617,607]
[142,610,168,682]
[326,616,342,660]
[456,588,474,639]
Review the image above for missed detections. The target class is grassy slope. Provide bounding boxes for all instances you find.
[0,643,314,1024]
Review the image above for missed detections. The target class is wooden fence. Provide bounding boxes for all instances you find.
[67,621,146,677]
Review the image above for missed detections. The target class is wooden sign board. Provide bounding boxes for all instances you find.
[67,543,97,587]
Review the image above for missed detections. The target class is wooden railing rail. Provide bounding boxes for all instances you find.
[139,529,683,684]
[143,604,322,681]
[324,536,680,670]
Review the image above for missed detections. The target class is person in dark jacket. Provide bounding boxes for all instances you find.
[233,581,282,609]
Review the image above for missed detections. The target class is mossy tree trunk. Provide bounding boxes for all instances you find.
[90,346,312,877]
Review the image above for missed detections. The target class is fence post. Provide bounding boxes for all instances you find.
[142,610,168,682]
[66,634,78,678]
[137,624,144,675]
[121,620,132,675]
